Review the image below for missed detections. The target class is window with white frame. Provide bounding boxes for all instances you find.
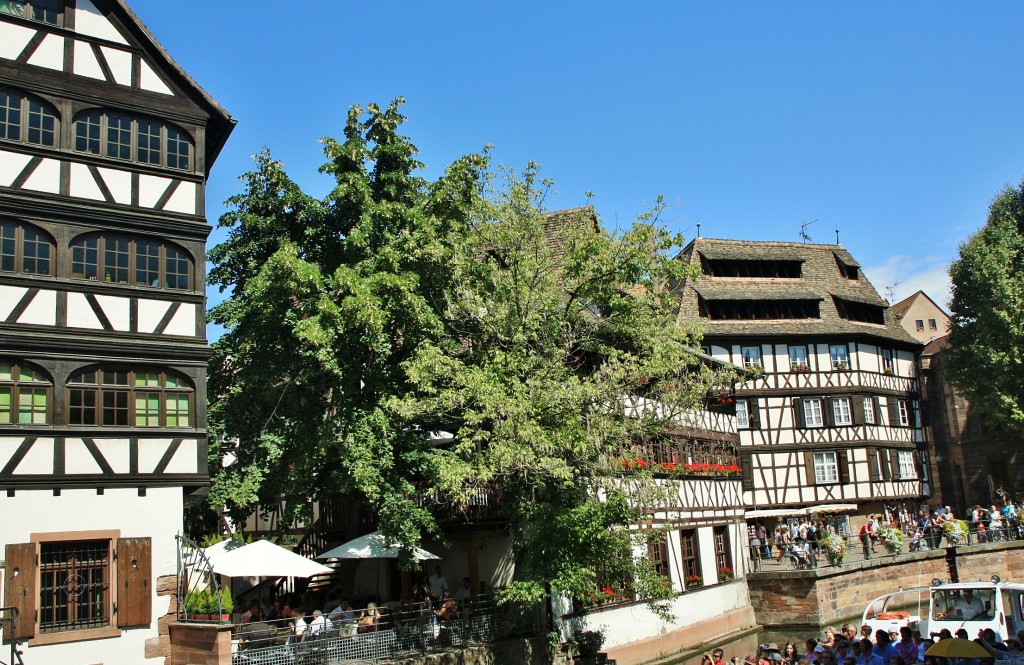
[897,450,916,478]
[813,451,839,483]
[863,397,875,424]
[803,398,824,428]
[735,399,749,429]
[788,345,808,371]
[741,346,761,369]
[832,397,852,426]
[897,400,909,426]
[829,344,849,370]
[881,348,894,373]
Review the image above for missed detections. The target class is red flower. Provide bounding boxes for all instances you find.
[634,459,648,467]
[659,462,677,471]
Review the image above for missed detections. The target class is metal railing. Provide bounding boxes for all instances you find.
[748,521,1024,573]
[0,606,25,665]
[227,594,545,664]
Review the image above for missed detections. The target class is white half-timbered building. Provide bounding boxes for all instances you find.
[0,1,232,663]
[675,239,928,526]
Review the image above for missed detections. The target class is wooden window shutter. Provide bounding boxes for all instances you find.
[887,399,900,427]
[116,537,152,628]
[804,451,817,485]
[822,396,835,428]
[867,447,880,481]
[740,452,754,491]
[889,449,900,479]
[793,398,806,429]
[836,449,849,483]
[4,543,37,640]
[852,394,865,424]
[748,398,760,430]
[872,397,881,425]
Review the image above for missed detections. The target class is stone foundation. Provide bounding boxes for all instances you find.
[168,623,234,665]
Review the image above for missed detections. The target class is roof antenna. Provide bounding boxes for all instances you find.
[800,219,817,243]
[835,226,840,244]
[696,223,701,238]
[885,280,904,303]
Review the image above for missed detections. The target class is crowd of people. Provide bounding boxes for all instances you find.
[703,624,1024,665]
[233,566,481,647]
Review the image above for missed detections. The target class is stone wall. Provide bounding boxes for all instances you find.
[145,574,178,664]
[167,623,233,665]
[748,542,1024,630]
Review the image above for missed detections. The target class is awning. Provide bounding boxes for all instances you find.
[805,503,858,515]
[745,504,858,519]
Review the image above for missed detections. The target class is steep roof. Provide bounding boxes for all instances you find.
[541,206,598,262]
[111,0,235,170]
[674,238,921,346]
[891,290,949,320]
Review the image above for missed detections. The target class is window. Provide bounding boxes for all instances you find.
[70,233,192,289]
[4,533,151,643]
[803,398,824,428]
[1,220,53,275]
[881,348,894,374]
[788,346,808,371]
[832,397,852,426]
[0,360,51,425]
[829,344,849,370]
[1,89,59,147]
[701,298,820,320]
[915,320,924,332]
[701,257,802,278]
[897,400,909,427]
[897,450,916,478]
[833,296,884,324]
[679,529,701,587]
[68,367,192,428]
[863,397,876,424]
[735,400,749,429]
[713,526,732,581]
[741,346,761,369]
[73,111,192,171]
[813,451,839,483]
[649,539,671,582]
[928,319,937,331]
[0,0,62,25]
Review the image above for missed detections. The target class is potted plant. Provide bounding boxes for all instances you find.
[685,575,704,589]
[942,519,969,545]
[718,566,734,581]
[183,586,233,621]
[820,533,847,565]
[876,525,904,555]
[573,628,607,665]
[833,360,849,371]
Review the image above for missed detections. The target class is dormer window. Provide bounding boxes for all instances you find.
[73,111,192,171]
[0,0,62,26]
[1,89,59,147]
[701,257,802,278]
[833,252,859,280]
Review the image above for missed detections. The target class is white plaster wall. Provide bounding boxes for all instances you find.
[163,440,199,474]
[137,299,171,333]
[66,292,103,329]
[22,157,61,195]
[0,21,34,60]
[140,60,173,95]
[93,439,131,474]
[561,579,750,650]
[165,304,197,337]
[17,289,56,326]
[69,161,105,200]
[94,293,130,330]
[72,40,104,80]
[65,438,104,474]
[164,181,197,214]
[0,149,32,186]
[99,45,132,86]
[74,0,128,44]
[97,166,132,205]
[26,33,63,71]
[0,487,182,665]
[11,437,54,474]
[138,174,171,208]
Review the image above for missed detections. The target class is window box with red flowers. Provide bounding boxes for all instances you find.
[685,575,704,590]
[791,363,810,373]
[718,567,734,581]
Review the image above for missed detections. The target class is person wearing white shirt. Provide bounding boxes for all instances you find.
[309,610,333,637]
[429,566,449,598]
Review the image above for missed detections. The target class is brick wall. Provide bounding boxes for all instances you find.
[167,623,234,665]
[749,543,1024,629]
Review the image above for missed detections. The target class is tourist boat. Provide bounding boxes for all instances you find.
[862,577,1024,641]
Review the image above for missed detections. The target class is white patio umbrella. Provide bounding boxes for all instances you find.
[201,537,246,568]
[212,539,333,578]
[316,531,440,561]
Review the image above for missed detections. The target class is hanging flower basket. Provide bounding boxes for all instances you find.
[820,533,847,565]
[877,525,904,554]
[943,519,969,545]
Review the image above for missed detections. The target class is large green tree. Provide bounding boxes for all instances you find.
[207,99,730,605]
[947,179,1024,427]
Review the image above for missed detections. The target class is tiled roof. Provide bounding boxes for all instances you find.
[541,207,598,262]
[675,238,920,346]
[923,334,951,355]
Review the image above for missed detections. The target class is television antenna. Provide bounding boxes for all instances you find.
[799,219,817,243]
[885,280,904,302]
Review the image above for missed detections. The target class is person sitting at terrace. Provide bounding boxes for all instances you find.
[434,590,459,622]
[357,602,380,633]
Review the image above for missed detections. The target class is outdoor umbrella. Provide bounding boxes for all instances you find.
[925,638,992,659]
[315,530,440,561]
[212,539,333,578]
[201,538,246,568]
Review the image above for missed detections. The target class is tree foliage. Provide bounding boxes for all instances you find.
[207,99,732,605]
[947,179,1024,427]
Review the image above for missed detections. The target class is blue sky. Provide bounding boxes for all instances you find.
[129,1,1024,322]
